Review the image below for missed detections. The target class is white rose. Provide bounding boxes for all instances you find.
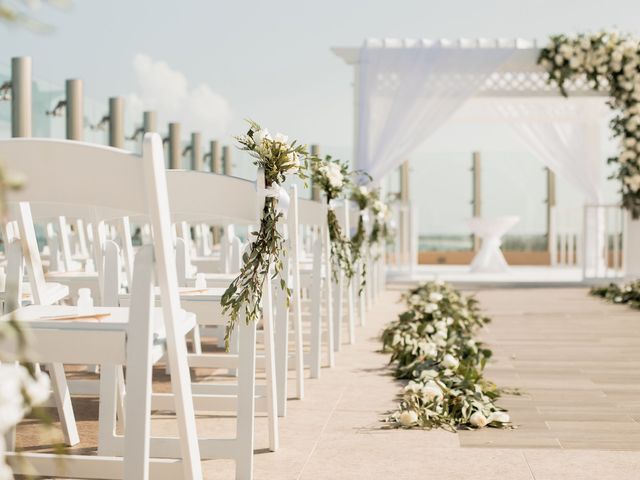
[432,330,447,345]
[580,37,591,50]
[428,292,443,303]
[0,365,27,432]
[358,186,368,195]
[554,54,564,66]
[625,137,637,148]
[273,132,289,144]
[252,129,271,146]
[469,411,488,428]
[419,369,438,381]
[441,354,460,370]
[420,380,444,401]
[424,303,438,314]
[403,381,421,394]
[488,411,510,424]
[23,369,51,406]
[624,174,640,192]
[569,56,581,69]
[285,151,300,170]
[399,410,419,427]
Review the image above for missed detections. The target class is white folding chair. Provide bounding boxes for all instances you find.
[1,134,203,480]
[297,198,334,376]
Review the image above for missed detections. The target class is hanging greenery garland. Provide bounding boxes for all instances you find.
[309,155,355,282]
[381,281,512,431]
[538,31,640,217]
[221,121,309,348]
[350,185,372,292]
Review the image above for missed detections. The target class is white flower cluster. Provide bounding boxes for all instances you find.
[250,128,301,171]
[318,161,344,189]
[0,363,50,478]
[539,32,640,215]
[383,282,510,431]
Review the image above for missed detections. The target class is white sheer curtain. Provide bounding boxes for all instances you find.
[492,99,604,203]
[357,40,515,180]
[492,98,607,273]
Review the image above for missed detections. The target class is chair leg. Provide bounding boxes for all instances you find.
[309,272,322,379]
[262,276,280,451]
[49,362,80,446]
[347,278,356,345]
[189,325,202,355]
[325,273,335,367]
[274,286,288,417]
[97,364,119,456]
[332,276,342,352]
[236,317,257,480]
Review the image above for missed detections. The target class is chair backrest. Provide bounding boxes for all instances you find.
[297,198,327,227]
[165,169,263,225]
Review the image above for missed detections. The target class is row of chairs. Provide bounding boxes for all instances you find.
[0,133,386,479]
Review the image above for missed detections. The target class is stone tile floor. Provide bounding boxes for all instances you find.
[15,286,640,479]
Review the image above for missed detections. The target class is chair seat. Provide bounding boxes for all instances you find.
[0,281,70,306]
[1,305,196,364]
[184,273,238,288]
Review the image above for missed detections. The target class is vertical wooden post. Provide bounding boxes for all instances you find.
[210,140,221,173]
[108,97,124,148]
[310,144,321,201]
[143,111,157,133]
[65,79,83,141]
[399,161,410,265]
[222,145,232,175]
[471,151,481,251]
[191,132,202,171]
[546,167,556,260]
[11,56,32,138]
[168,122,181,169]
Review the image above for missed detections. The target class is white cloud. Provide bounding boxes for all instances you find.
[127,53,231,138]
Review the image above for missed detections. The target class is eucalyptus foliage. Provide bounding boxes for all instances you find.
[221,121,309,348]
[539,31,640,217]
[381,282,512,431]
[590,280,640,309]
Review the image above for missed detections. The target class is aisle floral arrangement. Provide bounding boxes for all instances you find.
[221,120,310,347]
[590,280,640,309]
[381,281,511,431]
[538,31,640,217]
[309,155,355,281]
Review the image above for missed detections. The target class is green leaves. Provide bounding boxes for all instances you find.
[222,121,309,349]
[382,281,511,431]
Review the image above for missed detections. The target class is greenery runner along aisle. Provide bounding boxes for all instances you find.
[382,281,512,431]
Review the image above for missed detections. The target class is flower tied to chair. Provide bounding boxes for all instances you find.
[221,121,309,349]
[309,155,357,282]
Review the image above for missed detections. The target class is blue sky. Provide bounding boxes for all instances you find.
[2,0,640,149]
[0,0,638,235]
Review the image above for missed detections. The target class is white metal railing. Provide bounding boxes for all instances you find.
[582,204,625,279]
[391,202,419,272]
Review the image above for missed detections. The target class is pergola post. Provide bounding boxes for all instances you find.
[399,161,411,266]
[471,151,482,252]
[11,56,32,138]
[546,168,557,264]
[65,79,83,141]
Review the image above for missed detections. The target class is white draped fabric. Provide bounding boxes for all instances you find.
[492,99,604,204]
[357,40,515,180]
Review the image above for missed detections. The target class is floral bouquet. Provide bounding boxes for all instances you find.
[221,121,309,348]
[382,281,511,431]
[349,185,376,292]
[538,31,640,217]
[309,155,355,281]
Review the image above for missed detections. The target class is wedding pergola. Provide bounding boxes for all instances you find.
[332,38,640,280]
